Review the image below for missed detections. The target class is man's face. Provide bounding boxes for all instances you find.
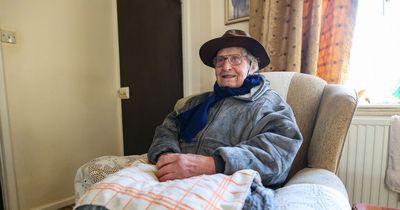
[214,47,252,88]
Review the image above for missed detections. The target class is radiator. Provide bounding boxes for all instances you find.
[337,116,400,208]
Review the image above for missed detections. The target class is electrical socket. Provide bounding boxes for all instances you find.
[1,30,16,44]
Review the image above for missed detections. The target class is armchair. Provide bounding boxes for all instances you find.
[263,72,357,208]
[75,72,357,209]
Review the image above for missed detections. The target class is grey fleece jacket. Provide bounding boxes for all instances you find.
[147,75,303,187]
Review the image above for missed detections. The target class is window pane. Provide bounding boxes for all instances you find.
[346,0,400,105]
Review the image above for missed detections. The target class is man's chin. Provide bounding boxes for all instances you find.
[219,82,240,88]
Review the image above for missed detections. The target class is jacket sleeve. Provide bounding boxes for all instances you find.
[213,94,303,187]
[147,110,181,164]
[147,93,210,164]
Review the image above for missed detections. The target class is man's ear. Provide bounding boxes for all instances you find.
[249,59,258,74]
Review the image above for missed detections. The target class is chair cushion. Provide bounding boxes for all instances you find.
[275,183,351,210]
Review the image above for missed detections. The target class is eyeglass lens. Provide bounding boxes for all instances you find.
[213,54,243,67]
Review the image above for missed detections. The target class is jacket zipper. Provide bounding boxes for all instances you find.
[195,99,225,154]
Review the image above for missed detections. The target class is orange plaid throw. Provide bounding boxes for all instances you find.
[76,159,260,210]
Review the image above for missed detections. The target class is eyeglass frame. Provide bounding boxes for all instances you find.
[212,53,256,68]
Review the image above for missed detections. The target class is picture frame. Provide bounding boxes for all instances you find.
[225,0,250,25]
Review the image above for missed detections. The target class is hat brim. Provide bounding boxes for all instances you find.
[199,36,270,69]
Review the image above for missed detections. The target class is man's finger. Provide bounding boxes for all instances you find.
[155,165,170,178]
[156,154,177,169]
[158,172,175,182]
[158,172,183,182]
[156,165,179,182]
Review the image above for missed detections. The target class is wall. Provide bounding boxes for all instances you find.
[0,0,248,208]
[182,0,249,96]
[0,0,123,209]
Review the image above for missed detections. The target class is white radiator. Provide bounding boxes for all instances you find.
[337,116,400,208]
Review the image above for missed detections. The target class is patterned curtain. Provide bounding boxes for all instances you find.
[249,0,358,84]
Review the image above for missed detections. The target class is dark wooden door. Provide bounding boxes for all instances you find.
[117,0,183,155]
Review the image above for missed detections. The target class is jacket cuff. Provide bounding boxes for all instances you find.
[212,154,225,173]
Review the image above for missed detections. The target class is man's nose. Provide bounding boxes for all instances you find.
[221,58,232,70]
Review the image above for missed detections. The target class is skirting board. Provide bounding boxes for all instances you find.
[32,196,75,210]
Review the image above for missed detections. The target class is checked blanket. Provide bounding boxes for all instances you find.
[75,159,261,210]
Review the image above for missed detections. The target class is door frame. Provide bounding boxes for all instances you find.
[181,0,192,97]
[0,35,20,210]
[181,0,213,97]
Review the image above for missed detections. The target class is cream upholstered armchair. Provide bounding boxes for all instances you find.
[75,71,357,209]
[264,72,357,207]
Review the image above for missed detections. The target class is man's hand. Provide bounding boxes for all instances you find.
[155,153,216,182]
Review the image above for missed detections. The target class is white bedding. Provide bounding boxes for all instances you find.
[76,159,259,210]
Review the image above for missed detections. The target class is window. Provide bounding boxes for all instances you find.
[346,0,400,105]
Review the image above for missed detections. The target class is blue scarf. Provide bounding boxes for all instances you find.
[177,75,261,142]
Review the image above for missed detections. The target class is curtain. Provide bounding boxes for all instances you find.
[249,0,358,84]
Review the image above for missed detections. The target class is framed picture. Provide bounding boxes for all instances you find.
[225,0,250,25]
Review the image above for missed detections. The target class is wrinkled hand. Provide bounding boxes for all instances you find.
[155,153,216,182]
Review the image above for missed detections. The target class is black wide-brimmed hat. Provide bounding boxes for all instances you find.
[199,29,270,69]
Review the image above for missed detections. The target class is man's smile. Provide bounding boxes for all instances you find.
[221,74,236,78]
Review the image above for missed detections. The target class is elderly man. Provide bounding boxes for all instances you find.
[148,29,303,208]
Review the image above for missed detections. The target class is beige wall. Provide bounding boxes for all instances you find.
[0,0,123,209]
[183,0,249,95]
[0,0,248,208]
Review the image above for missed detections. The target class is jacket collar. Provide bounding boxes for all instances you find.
[234,74,270,101]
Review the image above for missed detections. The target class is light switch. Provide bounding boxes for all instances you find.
[118,87,130,99]
[1,30,16,44]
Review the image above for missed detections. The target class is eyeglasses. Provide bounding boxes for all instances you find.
[212,54,244,67]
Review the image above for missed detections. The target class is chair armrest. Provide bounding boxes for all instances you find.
[285,167,349,199]
[308,84,358,172]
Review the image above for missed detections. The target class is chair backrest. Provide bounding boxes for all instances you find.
[175,72,357,179]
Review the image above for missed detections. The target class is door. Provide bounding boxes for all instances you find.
[117,0,183,155]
